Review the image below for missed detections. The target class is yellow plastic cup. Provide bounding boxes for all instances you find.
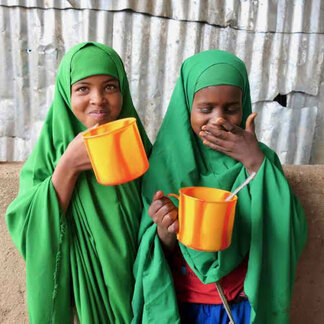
[168,187,238,252]
[82,117,149,185]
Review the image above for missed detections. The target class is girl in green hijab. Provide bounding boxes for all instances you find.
[132,50,307,323]
[6,42,151,323]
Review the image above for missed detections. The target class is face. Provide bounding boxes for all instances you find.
[191,85,243,136]
[71,74,123,128]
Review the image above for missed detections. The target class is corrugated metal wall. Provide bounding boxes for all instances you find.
[0,0,323,164]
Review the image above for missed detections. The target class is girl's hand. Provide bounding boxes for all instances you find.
[148,190,179,251]
[199,113,264,174]
[64,133,92,174]
[63,124,98,175]
[52,125,98,212]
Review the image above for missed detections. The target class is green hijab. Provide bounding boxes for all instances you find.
[6,42,151,324]
[132,50,307,323]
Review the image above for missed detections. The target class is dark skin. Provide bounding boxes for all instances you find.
[149,85,264,250]
[148,190,179,252]
[52,74,123,212]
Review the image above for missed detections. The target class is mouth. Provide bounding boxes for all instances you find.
[89,109,110,120]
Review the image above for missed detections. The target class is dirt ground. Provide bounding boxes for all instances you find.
[0,163,27,323]
[0,163,323,323]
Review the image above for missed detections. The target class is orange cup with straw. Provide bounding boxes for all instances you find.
[168,187,238,252]
[82,117,149,185]
[167,173,257,252]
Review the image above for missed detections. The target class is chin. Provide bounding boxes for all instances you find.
[100,117,118,125]
[90,117,113,127]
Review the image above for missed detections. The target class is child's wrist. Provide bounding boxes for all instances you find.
[60,152,80,178]
[157,226,177,251]
[242,150,264,174]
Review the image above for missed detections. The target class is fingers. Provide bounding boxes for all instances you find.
[201,139,229,154]
[202,135,230,152]
[199,128,231,148]
[168,219,179,233]
[77,123,99,140]
[200,126,230,141]
[148,193,179,232]
[245,112,257,134]
[154,201,177,222]
[148,194,174,218]
[161,209,178,233]
[199,123,234,153]
[213,118,242,134]
[152,190,164,201]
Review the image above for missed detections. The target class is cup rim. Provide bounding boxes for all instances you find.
[82,117,136,139]
[178,186,238,203]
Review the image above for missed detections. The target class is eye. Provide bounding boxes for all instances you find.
[197,107,212,114]
[105,83,119,93]
[75,86,88,93]
[225,106,241,114]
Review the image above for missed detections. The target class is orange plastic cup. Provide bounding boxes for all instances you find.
[82,117,149,185]
[168,187,238,252]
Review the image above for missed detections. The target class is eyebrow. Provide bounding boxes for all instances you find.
[225,101,241,106]
[73,77,118,85]
[196,102,213,106]
[196,101,241,106]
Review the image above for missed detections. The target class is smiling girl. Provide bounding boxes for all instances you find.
[132,50,307,324]
[6,42,151,323]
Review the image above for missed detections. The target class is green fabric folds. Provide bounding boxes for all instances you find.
[71,45,119,84]
[132,50,307,323]
[6,42,151,324]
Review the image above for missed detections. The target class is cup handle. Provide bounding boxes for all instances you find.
[167,193,179,200]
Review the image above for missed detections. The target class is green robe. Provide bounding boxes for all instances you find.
[6,42,151,324]
[132,50,307,323]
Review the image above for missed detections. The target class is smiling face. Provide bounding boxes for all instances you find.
[71,74,123,128]
[191,85,243,136]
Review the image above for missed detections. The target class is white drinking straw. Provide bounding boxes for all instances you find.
[215,281,236,324]
[216,171,257,324]
[225,172,257,202]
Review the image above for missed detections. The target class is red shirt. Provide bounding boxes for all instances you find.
[169,247,248,304]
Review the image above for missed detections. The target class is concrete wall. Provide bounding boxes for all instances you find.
[0,163,323,323]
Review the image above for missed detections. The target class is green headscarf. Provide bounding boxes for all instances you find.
[6,42,151,324]
[132,50,307,323]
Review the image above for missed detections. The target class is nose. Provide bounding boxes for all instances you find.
[209,110,225,125]
[90,89,106,106]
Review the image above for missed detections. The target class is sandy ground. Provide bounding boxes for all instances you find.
[0,163,27,323]
[0,163,323,323]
